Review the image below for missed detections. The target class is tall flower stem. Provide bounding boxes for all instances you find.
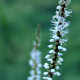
[34,24,41,80]
[43,0,72,80]
[28,23,42,80]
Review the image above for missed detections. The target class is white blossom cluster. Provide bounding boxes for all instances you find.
[28,24,42,80]
[28,47,42,80]
[43,0,72,80]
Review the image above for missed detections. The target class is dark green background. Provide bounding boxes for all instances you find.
[0,0,80,80]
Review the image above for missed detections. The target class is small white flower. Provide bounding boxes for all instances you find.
[51,29,58,34]
[47,58,53,63]
[37,70,41,75]
[53,21,59,26]
[54,72,61,76]
[43,72,48,75]
[58,52,63,56]
[49,39,54,42]
[57,61,62,65]
[53,35,60,40]
[56,66,60,70]
[27,76,32,80]
[51,69,55,73]
[59,57,64,62]
[45,55,50,59]
[60,39,68,45]
[30,70,34,75]
[62,48,67,51]
[48,45,53,48]
[44,63,49,69]
[57,5,62,10]
[49,50,55,54]
[61,30,69,37]
[37,63,42,68]
[58,46,67,51]
[64,22,69,28]
[44,63,49,66]
[56,11,60,16]
[43,77,47,79]
[36,75,40,80]
[58,46,63,50]
[29,59,34,66]
[65,10,72,17]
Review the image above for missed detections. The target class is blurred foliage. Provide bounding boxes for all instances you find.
[0,0,80,80]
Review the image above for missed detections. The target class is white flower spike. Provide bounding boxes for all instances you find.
[43,0,72,79]
[28,24,42,80]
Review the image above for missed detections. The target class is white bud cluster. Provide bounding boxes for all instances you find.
[49,50,55,54]
[59,0,71,6]
[43,0,72,79]
[58,46,67,51]
[28,48,42,80]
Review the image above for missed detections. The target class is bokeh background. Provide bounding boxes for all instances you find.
[0,0,80,80]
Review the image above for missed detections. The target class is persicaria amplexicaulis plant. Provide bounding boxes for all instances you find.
[28,24,42,80]
[43,0,72,80]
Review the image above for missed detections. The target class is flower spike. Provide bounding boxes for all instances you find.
[28,24,42,80]
[43,0,72,79]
